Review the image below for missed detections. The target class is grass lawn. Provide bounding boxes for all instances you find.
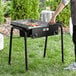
[0,33,76,76]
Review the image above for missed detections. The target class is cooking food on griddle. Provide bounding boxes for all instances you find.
[26,22,39,27]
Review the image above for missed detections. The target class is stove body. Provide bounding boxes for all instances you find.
[11,19,59,38]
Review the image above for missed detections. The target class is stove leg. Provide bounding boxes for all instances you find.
[24,32,28,70]
[8,27,13,65]
[74,45,76,62]
[60,26,64,63]
[43,36,48,57]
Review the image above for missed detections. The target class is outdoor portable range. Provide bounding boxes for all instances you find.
[8,19,64,70]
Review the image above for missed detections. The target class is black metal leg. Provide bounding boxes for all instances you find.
[8,27,13,64]
[24,32,28,70]
[60,26,64,62]
[43,36,48,57]
[74,45,76,62]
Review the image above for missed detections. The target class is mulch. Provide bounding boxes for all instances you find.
[0,17,19,37]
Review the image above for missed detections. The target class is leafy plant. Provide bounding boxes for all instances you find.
[11,0,39,20]
[3,1,12,17]
[0,0,4,24]
[39,0,46,12]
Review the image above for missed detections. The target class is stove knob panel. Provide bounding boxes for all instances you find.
[43,28,49,31]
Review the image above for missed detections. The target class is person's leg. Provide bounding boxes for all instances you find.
[64,26,76,70]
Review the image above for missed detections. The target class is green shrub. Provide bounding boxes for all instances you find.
[45,0,70,26]
[0,0,4,24]
[3,1,12,17]
[39,0,46,12]
[11,0,39,20]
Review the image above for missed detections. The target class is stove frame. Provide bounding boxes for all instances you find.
[8,20,64,71]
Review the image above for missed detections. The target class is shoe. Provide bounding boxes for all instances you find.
[64,62,76,70]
